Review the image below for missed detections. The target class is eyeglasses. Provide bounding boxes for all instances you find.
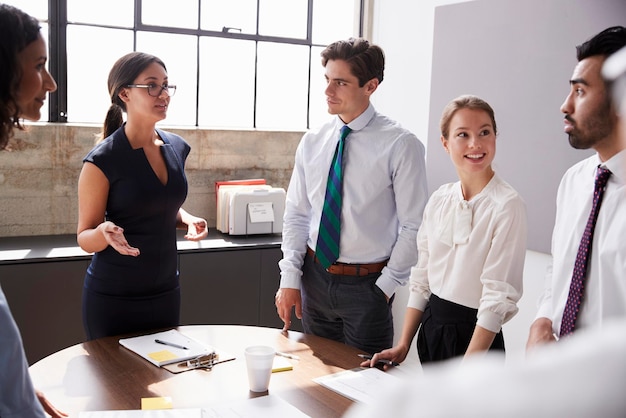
[125,83,177,97]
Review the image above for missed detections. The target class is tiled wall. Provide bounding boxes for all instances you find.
[0,124,302,237]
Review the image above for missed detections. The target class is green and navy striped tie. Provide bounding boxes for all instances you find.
[316,125,352,269]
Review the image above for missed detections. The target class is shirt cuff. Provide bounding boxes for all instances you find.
[476,309,503,334]
[407,291,429,311]
[279,271,302,289]
[375,274,398,299]
[534,302,552,322]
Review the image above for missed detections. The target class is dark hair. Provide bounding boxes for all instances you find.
[100,52,167,140]
[321,37,384,87]
[440,95,497,139]
[0,4,41,149]
[577,26,626,62]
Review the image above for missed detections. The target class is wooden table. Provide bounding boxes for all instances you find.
[29,325,372,417]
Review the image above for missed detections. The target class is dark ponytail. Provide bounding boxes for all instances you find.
[97,104,124,143]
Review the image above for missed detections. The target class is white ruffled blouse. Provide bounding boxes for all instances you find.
[407,173,528,333]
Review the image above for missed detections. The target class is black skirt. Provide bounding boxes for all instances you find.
[417,293,505,364]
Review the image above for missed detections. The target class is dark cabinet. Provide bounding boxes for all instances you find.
[0,233,299,365]
[0,259,89,364]
[179,246,301,331]
[179,249,261,326]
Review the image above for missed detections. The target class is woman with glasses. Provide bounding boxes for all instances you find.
[77,52,208,340]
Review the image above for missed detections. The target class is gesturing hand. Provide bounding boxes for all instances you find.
[184,217,208,241]
[101,221,140,256]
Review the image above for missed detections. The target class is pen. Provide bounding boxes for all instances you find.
[155,339,189,350]
[276,351,300,360]
[357,353,399,367]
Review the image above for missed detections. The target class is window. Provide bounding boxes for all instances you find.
[6,0,363,130]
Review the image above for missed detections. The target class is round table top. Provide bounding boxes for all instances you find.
[30,325,376,417]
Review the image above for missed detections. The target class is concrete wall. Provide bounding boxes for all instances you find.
[0,124,302,237]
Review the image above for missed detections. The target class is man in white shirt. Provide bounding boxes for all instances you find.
[275,38,428,354]
[527,26,626,349]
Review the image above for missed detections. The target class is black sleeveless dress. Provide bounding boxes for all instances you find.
[81,125,190,340]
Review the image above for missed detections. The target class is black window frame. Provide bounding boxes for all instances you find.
[46,0,364,129]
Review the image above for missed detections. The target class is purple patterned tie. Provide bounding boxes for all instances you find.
[559,166,612,338]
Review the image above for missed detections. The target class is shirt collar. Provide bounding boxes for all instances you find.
[334,103,376,132]
[598,148,626,185]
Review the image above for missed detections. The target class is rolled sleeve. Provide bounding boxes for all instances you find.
[477,197,527,332]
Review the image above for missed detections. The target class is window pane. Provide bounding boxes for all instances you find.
[39,22,51,121]
[200,0,257,34]
[258,0,307,39]
[137,32,198,127]
[66,26,133,124]
[142,0,198,29]
[312,0,358,44]
[198,38,255,128]
[309,46,333,129]
[256,42,309,130]
[3,0,46,21]
[68,0,133,27]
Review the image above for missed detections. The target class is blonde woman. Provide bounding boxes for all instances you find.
[365,95,527,366]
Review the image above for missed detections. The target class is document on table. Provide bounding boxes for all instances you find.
[79,409,203,418]
[313,367,402,404]
[78,396,309,418]
[204,395,310,417]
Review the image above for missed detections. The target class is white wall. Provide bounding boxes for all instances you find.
[426,0,625,253]
[370,0,473,147]
[371,0,626,253]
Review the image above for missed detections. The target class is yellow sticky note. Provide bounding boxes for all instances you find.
[272,356,293,373]
[148,350,177,363]
[141,396,173,410]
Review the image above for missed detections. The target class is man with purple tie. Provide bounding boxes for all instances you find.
[527,26,626,350]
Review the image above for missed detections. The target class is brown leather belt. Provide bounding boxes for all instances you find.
[306,247,388,277]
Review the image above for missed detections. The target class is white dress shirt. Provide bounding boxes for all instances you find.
[535,149,626,334]
[0,286,46,418]
[408,173,527,333]
[279,104,428,297]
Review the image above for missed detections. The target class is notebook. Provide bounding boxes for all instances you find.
[119,329,213,367]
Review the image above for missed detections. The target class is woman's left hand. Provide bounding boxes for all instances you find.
[184,217,208,241]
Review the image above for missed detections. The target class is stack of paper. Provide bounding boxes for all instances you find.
[215,179,285,235]
[313,367,402,404]
[119,329,213,367]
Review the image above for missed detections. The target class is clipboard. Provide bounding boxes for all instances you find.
[118,329,213,367]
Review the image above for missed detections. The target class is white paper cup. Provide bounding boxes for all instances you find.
[244,345,275,392]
